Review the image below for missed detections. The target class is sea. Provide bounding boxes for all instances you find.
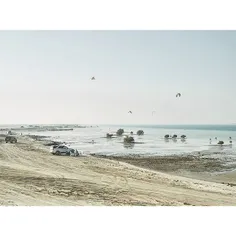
[6,124,236,162]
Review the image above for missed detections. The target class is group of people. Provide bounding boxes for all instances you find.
[209,137,232,145]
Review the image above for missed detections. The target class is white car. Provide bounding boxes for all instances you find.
[50,145,80,156]
[50,145,72,155]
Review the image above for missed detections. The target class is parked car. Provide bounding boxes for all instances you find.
[5,136,17,143]
[50,145,80,156]
[50,145,72,155]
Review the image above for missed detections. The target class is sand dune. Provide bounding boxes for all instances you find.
[0,137,236,206]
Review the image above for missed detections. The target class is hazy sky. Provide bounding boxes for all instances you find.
[1,31,236,125]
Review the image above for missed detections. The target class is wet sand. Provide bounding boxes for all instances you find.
[0,136,236,206]
[99,155,236,185]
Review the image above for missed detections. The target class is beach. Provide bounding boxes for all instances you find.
[1,135,236,206]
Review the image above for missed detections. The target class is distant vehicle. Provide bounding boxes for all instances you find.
[50,145,80,156]
[5,136,17,143]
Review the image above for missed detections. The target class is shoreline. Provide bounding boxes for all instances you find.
[28,134,236,183]
[26,133,236,179]
[1,135,236,206]
[20,134,236,175]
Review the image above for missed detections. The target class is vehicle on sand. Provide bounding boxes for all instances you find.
[5,136,17,143]
[50,145,79,156]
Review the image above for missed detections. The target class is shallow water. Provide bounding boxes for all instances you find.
[17,125,236,161]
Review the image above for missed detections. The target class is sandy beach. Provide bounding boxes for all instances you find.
[0,135,236,206]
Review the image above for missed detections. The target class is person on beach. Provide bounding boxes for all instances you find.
[70,149,75,156]
[209,138,212,144]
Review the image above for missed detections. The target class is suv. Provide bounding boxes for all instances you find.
[5,136,17,143]
[50,145,72,155]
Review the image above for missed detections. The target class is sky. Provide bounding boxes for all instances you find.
[0,30,236,125]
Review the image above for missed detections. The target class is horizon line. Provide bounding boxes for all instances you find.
[0,123,236,126]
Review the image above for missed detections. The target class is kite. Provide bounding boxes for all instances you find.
[176,93,181,97]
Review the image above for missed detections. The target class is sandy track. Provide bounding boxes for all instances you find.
[0,137,236,206]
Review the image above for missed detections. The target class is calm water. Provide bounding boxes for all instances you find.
[15,124,236,160]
